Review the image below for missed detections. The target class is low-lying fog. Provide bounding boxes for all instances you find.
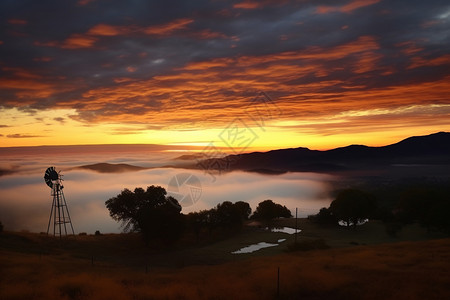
[0,150,336,233]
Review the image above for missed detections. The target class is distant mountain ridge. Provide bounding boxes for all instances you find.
[197,132,450,174]
[75,163,147,173]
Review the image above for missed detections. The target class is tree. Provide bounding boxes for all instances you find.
[0,221,3,233]
[215,201,243,229]
[186,201,252,241]
[187,210,210,241]
[105,185,183,244]
[329,189,376,228]
[308,207,336,225]
[234,201,252,221]
[252,200,292,226]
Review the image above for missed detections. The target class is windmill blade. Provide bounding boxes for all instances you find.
[44,166,59,188]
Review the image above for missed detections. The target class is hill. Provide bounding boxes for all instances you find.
[74,163,147,173]
[196,132,450,175]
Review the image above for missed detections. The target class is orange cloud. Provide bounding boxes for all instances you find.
[233,1,260,9]
[8,32,450,144]
[69,35,450,131]
[35,34,98,49]
[396,41,424,55]
[126,66,137,73]
[143,18,193,35]
[0,77,54,101]
[62,34,97,49]
[407,54,450,69]
[0,67,77,104]
[317,0,380,14]
[233,36,379,65]
[87,24,130,36]
[87,18,194,37]
[233,0,288,10]
[34,18,228,50]
[341,0,380,13]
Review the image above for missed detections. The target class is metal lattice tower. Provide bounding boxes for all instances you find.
[44,167,74,237]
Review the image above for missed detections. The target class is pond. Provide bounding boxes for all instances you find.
[232,227,296,254]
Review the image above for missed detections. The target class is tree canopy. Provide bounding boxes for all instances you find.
[329,189,376,228]
[252,199,292,225]
[105,185,183,244]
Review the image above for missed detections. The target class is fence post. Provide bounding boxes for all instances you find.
[277,266,280,298]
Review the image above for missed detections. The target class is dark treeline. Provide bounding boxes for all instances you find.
[309,178,450,235]
[105,186,291,245]
[187,199,291,242]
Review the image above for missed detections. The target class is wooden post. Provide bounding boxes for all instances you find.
[295,207,298,244]
[277,266,280,298]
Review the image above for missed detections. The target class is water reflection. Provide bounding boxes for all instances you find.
[338,219,369,227]
[271,227,300,234]
[232,242,279,254]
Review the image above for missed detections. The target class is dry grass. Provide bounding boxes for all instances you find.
[1,235,450,300]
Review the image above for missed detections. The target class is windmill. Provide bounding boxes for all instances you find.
[44,167,74,237]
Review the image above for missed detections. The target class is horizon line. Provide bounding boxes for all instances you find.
[0,131,447,153]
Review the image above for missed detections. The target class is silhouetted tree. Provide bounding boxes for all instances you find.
[215,201,243,229]
[308,207,336,225]
[234,201,252,221]
[187,201,252,240]
[396,186,448,232]
[252,200,292,226]
[0,221,3,233]
[105,185,183,244]
[330,189,376,229]
[187,210,209,241]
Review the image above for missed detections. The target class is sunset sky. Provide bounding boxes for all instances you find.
[1,0,449,151]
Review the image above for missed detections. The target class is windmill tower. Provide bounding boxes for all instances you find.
[44,167,74,237]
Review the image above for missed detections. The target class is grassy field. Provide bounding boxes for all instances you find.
[1,219,449,299]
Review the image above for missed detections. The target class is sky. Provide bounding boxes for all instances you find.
[1,0,449,151]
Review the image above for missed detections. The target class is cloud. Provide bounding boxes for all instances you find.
[143,18,193,35]
[234,1,262,10]
[316,0,380,14]
[53,117,65,124]
[0,0,449,143]
[6,133,43,138]
[35,34,98,49]
[34,17,227,52]
[233,0,288,10]
[87,24,129,36]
